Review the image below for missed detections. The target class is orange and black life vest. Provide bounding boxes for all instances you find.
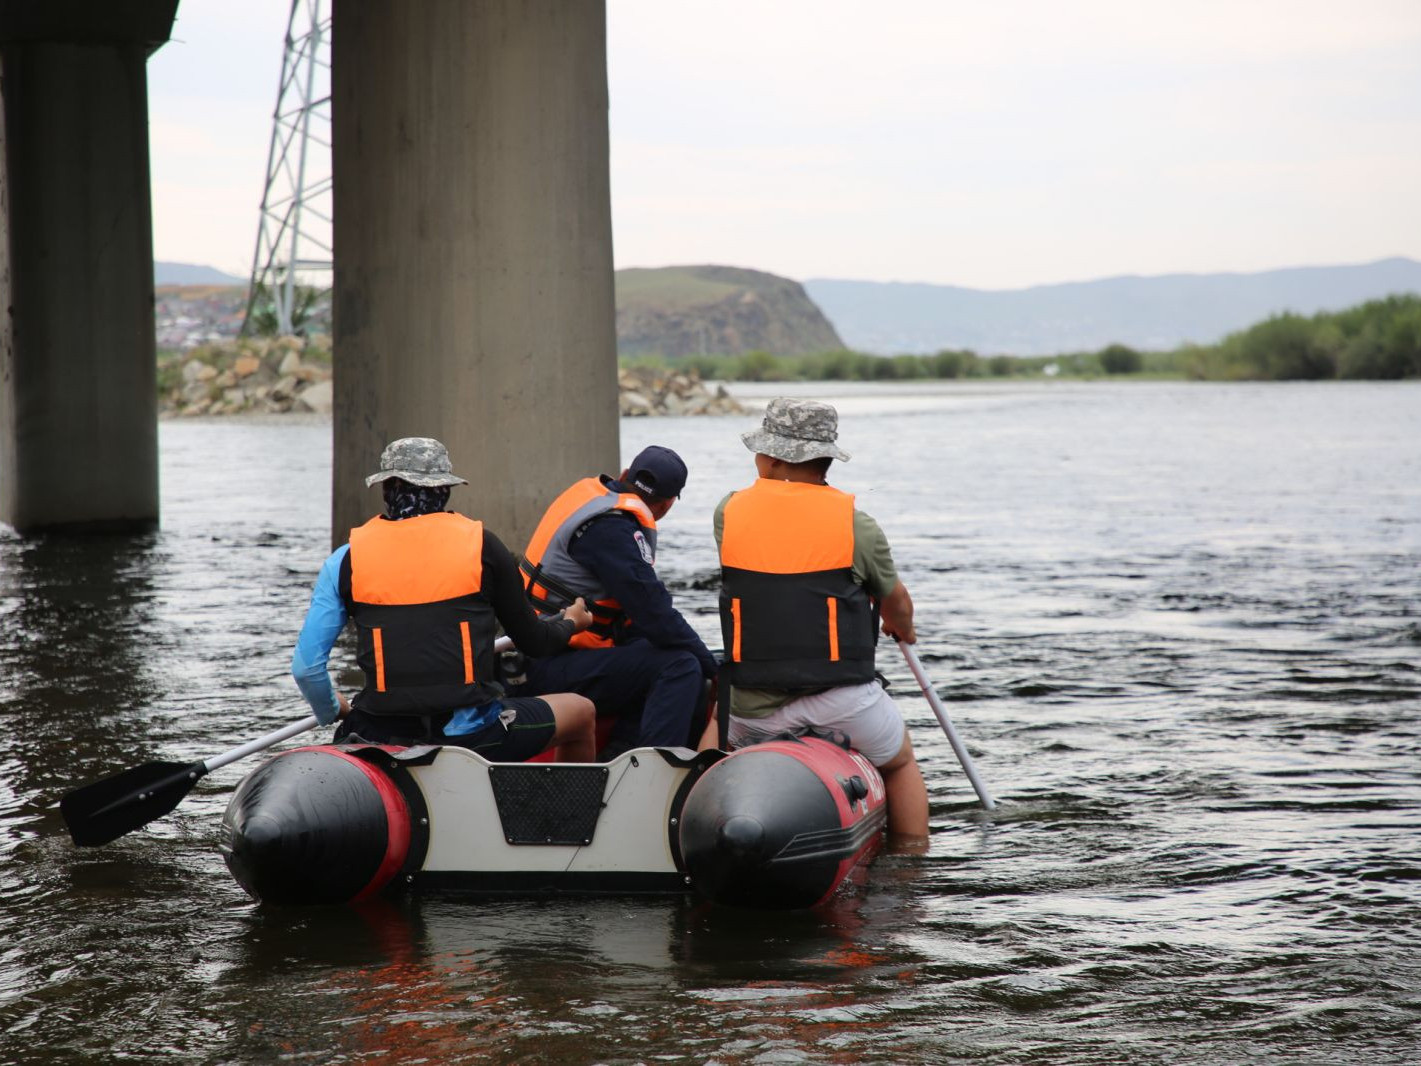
[340,511,500,715]
[520,476,658,650]
[719,479,877,689]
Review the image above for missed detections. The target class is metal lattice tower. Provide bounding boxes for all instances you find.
[242,0,332,337]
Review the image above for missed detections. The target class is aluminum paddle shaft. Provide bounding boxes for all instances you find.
[61,714,323,847]
[898,641,997,810]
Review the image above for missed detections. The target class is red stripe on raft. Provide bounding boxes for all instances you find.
[746,736,886,907]
[318,748,411,901]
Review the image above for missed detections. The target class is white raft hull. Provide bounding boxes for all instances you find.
[221,733,886,909]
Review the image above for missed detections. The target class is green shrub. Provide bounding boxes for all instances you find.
[155,353,184,393]
[1338,298,1421,379]
[798,350,847,380]
[735,350,786,381]
[929,349,976,378]
[611,295,1421,384]
[1099,343,1144,374]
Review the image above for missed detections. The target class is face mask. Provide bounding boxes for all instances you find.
[383,480,451,520]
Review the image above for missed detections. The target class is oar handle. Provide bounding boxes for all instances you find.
[898,641,997,810]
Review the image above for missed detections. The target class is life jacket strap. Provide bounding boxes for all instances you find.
[520,557,629,634]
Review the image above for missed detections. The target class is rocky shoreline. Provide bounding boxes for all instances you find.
[160,338,333,417]
[616,365,746,416]
[160,341,746,418]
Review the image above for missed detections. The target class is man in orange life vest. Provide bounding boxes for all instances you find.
[714,399,930,846]
[291,437,597,761]
[516,445,719,759]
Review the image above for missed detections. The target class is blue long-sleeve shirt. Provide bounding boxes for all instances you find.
[567,494,718,679]
[291,545,351,724]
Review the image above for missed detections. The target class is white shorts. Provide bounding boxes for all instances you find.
[728,682,907,767]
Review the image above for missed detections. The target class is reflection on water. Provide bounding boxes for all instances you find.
[0,534,163,860]
[216,889,920,1064]
[2,385,1420,1064]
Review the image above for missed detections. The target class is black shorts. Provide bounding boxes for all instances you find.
[333,696,556,762]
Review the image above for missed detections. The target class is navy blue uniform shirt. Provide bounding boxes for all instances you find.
[567,489,718,678]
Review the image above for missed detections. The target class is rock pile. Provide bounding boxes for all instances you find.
[160,342,745,418]
[617,365,746,416]
[161,338,332,417]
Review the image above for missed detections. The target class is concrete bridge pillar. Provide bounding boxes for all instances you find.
[332,0,619,549]
[0,2,177,533]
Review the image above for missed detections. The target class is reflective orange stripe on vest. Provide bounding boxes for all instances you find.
[730,597,742,662]
[372,627,386,691]
[459,621,474,683]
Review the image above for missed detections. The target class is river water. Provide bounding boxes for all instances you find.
[2,381,1419,1065]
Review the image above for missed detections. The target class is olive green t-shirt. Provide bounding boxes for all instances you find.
[712,487,898,718]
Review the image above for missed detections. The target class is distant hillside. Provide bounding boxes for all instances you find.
[805,257,1421,355]
[155,261,247,286]
[616,265,843,357]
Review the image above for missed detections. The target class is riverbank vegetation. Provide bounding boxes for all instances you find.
[622,294,1421,382]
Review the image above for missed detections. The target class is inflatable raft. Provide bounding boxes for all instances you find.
[220,731,886,910]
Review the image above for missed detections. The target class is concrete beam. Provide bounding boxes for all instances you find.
[0,1,176,533]
[0,0,178,52]
[332,0,619,550]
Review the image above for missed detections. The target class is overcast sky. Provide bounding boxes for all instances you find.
[148,0,1421,291]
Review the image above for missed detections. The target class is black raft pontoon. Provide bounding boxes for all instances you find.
[220,732,887,910]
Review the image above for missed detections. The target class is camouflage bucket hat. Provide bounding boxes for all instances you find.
[365,437,469,488]
[741,397,851,463]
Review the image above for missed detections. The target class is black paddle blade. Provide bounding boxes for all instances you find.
[60,759,208,847]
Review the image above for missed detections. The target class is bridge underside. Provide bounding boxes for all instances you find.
[0,0,618,545]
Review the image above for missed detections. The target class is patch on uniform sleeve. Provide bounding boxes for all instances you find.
[633,529,655,565]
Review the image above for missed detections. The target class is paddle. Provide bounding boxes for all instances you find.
[897,641,997,810]
[61,714,321,847]
[60,634,524,847]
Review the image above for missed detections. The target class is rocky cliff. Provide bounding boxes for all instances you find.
[616,265,844,357]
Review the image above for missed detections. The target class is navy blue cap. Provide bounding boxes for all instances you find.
[627,445,688,499]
